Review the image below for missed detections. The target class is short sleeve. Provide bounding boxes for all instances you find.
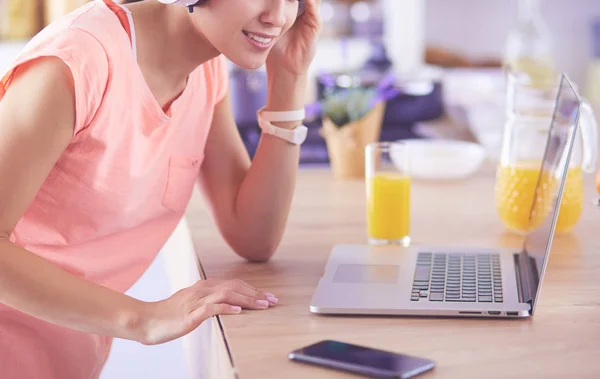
[213,54,230,104]
[0,28,109,137]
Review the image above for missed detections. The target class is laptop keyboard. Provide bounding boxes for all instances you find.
[410,252,504,303]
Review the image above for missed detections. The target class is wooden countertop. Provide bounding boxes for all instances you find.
[185,164,600,379]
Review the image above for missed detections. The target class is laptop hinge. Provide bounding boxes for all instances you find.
[513,250,539,311]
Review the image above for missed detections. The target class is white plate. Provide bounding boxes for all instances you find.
[391,139,487,180]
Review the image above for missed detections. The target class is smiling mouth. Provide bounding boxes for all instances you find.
[242,31,274,47]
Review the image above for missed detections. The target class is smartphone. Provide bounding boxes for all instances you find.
[289,340,435,379]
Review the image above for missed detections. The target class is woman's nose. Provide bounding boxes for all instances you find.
[260,0,287,27]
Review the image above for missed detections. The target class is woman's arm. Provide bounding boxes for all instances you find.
[198,73,305,262]
[197,0,320,262]
[0,57,146,339]
[0,58,274,345]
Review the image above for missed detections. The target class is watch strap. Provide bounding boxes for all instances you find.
[257,109,308,145]
[259,107,306,122]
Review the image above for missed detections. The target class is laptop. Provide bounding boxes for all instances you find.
[310,74,582,318]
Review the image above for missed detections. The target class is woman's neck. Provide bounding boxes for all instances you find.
[125,1,220,89]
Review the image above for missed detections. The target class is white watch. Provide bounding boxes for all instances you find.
[257,107,308,145]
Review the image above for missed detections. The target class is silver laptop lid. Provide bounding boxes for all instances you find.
[521,74,581,314]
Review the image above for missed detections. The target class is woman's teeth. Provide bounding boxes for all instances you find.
[244,32,272,44]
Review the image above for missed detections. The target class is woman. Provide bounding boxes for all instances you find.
[0,0,320,377]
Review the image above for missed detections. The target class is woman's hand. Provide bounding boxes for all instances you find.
[266,0,322,77]
[137,278,277,345]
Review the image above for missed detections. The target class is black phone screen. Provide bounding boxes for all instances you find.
[289,340,435,379]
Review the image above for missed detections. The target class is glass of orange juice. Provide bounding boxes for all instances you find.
[365,142,411,246]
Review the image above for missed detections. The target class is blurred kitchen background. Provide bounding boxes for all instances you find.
[1,2,599,378]
[1,0,600,163]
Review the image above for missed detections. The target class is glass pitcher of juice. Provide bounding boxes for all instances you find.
[495,72,598,234]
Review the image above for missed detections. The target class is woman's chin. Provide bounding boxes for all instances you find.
[226,55,266,71]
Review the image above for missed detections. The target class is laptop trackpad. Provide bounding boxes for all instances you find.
[333,264,399,284]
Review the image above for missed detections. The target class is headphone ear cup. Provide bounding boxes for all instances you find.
[186,0,208,13]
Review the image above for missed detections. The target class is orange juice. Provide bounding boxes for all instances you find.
[495,162,583,233]
[555,167,584,232]
[367,174,411,241]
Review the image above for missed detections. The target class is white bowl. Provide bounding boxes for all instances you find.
[391,139,487,180]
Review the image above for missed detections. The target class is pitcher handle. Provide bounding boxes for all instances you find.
[580,101,598,173]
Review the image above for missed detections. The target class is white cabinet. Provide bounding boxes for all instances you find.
[0,40,27,74]
[100,250,189,379]
[101,218,235,379]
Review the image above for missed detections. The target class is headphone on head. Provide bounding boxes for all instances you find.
[157,0,306,15]
[157,0,205,12]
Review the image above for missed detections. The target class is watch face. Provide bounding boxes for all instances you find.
[293,126,308,145]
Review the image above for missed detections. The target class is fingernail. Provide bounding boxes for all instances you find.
[231,306,242,313]
[256,300,269,308]
[264,293,276,298]
[266,295,279,305]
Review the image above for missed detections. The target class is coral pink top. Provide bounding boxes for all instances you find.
[0,0,228,377]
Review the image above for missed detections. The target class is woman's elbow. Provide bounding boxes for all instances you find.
[229,237,280,262]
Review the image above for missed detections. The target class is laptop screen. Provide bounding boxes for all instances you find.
[522,74,581,313]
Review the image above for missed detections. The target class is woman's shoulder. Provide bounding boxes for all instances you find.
[6,1,116,98]
[190,54,230,105]
[1,1,126,137]
[19,0,126,64]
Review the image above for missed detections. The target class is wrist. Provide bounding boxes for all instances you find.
[265,72,307,129]
[119,299,152,344]
[266,72,306,110]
